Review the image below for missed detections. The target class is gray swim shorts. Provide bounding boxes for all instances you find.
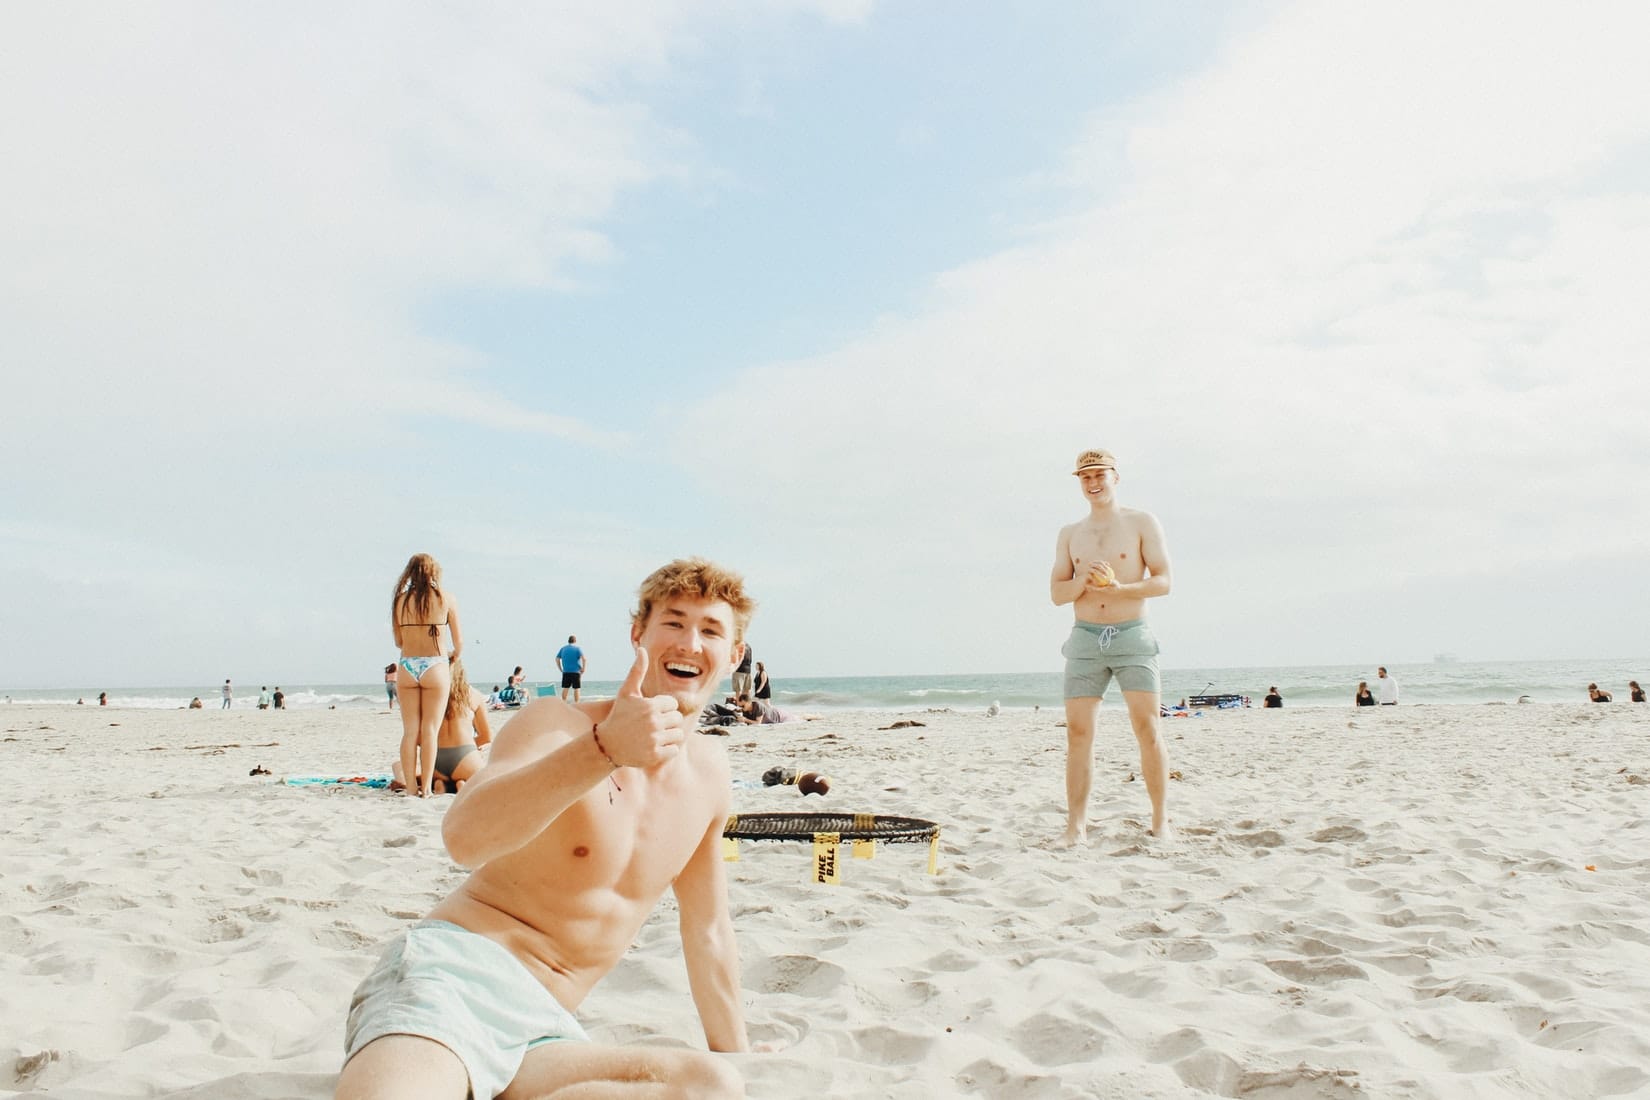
[1062,619,1161,698]
[344,920,589,1099]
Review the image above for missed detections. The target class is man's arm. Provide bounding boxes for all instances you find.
[673,764,749,1053]
[447,601,464,661]
[1050,526,1090,606]
[443,649,683,867]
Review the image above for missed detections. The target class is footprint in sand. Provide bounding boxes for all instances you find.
[1308,824,1367,843]
[1264,957,1369,984]
[747,954,847,997]
[1008,1011,1108,1067]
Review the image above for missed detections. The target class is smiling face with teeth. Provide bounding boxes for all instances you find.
[631,598,744,714]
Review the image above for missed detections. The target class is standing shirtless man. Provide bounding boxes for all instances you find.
[336,558,754,1099]
[1050,449,1174,846]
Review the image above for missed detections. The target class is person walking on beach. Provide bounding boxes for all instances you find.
[1376,666,1399,705]
[392,553,463,798]
[383,665,398,711]
[221,679,233,709]
[1050,448,1174,845]
[556,636,586,701]
[335,558,755,1099]
[258,685,272,710]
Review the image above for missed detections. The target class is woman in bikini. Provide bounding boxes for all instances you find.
[391,657,491,794]
[392,553,463,797]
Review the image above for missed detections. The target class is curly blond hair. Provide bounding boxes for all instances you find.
[632,558,755,642]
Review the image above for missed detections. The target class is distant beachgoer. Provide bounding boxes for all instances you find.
[1588,682,1612,703]
[188,697,203,709]
[556,635,586,702]
[98,691,107,706]
[273,687,286,709]
[1051,448,1174,846]
[258,685,271,710]
[1263,687,1283,708]
[753,660,771,701]
[1355,681,1376,706]
[334,557,756,1097]
[1376,667,1399,705]
[221,679,233,709]
[391,658,491,794]
[1631,680,1645,703]
[392,553,462,798]
[383,665,398,710]
[731,644,754,698]
[737,695,783,725]
[509,665,525,689]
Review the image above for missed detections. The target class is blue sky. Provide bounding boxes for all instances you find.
[3,2,1649,690]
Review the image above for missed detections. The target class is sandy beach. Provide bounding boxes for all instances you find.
[5,700,1650,1098]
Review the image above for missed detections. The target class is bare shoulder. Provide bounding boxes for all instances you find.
[1122,506,1164,532]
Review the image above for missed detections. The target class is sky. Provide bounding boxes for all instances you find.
[4,1,1649,690]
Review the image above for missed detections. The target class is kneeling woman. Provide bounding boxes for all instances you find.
[432,658,491,792]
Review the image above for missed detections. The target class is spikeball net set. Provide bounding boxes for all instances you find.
[721,812,941,885]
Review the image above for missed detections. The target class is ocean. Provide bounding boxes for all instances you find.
[5,657,1644,712]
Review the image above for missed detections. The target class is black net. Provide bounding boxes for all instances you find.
[723,812,938,844]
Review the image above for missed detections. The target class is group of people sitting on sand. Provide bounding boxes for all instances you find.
[1589,680,1645,703]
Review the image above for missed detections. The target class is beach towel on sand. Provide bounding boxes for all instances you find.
[283,774,393,788]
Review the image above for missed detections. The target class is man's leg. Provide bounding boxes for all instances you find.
[1060,696,1101,848]
[1120,689,1171,838]
[335,1034,469,1100]
[503,1043,742,1099]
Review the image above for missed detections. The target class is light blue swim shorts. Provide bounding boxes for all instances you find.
[1062,618,1161,699]
[344,920,589,1099]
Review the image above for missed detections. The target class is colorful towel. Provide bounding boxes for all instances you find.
[283,774,393,788]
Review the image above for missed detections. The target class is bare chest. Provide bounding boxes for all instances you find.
[1069,522,1143,579]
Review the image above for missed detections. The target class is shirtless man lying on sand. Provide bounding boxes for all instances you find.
[1050,448,1174,846]
[336,558,754,1099]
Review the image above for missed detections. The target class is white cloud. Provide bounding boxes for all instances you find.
[683,1,1650,672]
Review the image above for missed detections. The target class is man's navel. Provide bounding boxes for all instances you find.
[572,846,590,858]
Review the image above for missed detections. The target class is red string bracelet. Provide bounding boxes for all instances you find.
[592,725,622,799]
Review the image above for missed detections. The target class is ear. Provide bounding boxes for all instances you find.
[629,620,643,646]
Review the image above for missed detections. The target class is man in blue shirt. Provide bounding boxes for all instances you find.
[556,636,586,701]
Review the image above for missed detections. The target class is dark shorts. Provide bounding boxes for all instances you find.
[560,672,581,689]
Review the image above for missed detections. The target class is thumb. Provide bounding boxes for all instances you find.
[619,644,648,697]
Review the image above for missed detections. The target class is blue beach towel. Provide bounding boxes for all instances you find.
[283,774,393,788]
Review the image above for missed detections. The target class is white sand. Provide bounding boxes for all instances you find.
[5,701,1650,1098]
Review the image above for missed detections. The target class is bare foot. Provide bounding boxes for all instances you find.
[1055,824,1087,849]
[1148,819,1175,842]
